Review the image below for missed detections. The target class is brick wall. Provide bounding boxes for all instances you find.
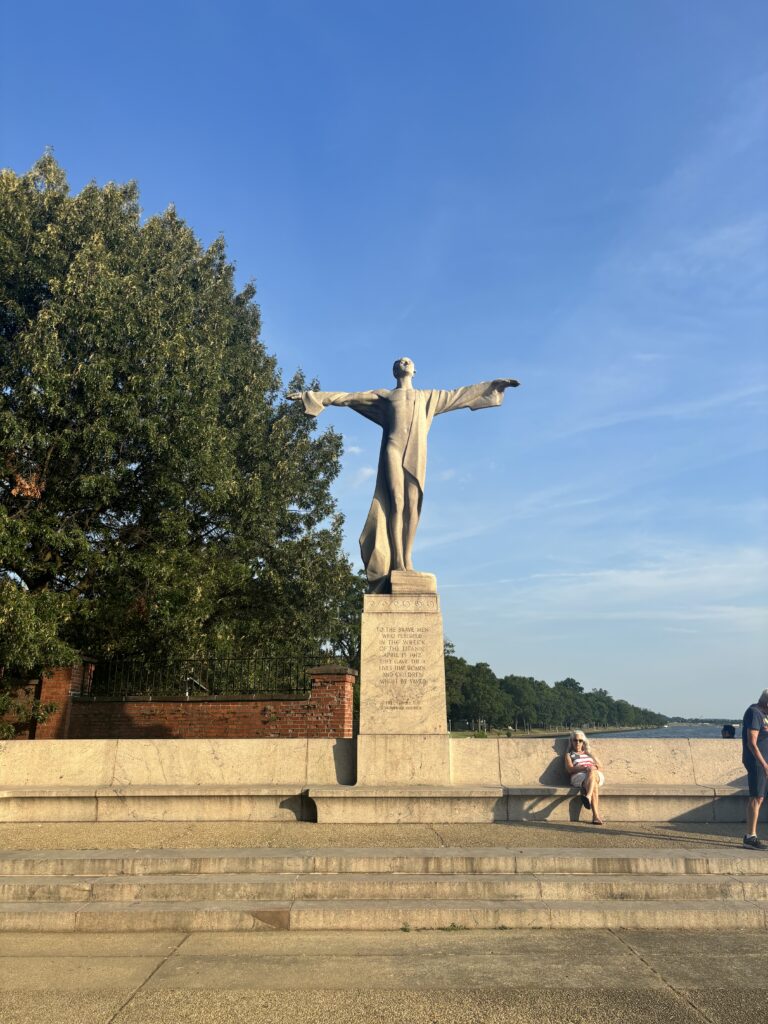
[65,667,355,740]
[33,664,87,739]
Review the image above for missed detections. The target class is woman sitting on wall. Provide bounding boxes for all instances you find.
[564,730,605,825]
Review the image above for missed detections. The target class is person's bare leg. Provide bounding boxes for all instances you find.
[402,475,420,571]
[385,446,406,570]
[591,780,603,824]
[746,796,762,835]
[585,770,602,822]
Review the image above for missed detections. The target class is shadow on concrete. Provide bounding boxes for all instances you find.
[509,794,589,823]
[719,774,749,788]
[539,737,571,785]
[491,817,745,847]
[279,794,317,822]
[493,796,508,822]
[332,738,356,785]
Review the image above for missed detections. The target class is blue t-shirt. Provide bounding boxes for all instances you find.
[742,704,768,767]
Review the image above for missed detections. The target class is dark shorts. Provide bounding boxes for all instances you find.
[745,760,768,799]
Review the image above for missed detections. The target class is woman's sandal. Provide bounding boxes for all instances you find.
[592,818,604,825]
[580,783,591,810]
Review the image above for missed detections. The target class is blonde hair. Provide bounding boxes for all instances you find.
[569,730,592,754]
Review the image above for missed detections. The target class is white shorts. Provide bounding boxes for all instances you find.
[571,771,605,788]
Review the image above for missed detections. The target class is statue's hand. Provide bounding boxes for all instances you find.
[286,391,303,401]
[492,378,520,391]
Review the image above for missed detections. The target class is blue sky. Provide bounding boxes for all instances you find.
[2,1,766,716]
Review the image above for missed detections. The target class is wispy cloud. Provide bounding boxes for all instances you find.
[629,214,768,296]
[488,544,768,634]
[416,516,510,551]
[353,466,376,486]
[417,480,624,552]
[631,352,665,363]
[528,605,768,631]
[552,384,768,439]
[536,75,768,455]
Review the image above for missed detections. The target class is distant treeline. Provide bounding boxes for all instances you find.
[669,718,736,726]
[445,642,668,730]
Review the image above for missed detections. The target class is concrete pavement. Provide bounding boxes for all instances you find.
[0,818,753,851]
[0,929,765,1023]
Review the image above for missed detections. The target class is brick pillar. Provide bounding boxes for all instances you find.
[33,664,90,739]
[306,666,356,739]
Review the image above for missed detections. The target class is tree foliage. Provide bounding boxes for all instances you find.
[445,644,668,729]
[324,569,367,670]
[0,679,56,740]
[1,155,358,672]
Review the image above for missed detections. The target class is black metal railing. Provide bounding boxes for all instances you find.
[82,650,336,701]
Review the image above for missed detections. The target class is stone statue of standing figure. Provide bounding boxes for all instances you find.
[288,358,519,592]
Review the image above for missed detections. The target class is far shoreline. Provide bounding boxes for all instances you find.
[450,723,734,739]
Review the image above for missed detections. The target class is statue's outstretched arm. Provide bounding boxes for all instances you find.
[286,389,351,406]
[286,388,388,424]
[432,379,520,416]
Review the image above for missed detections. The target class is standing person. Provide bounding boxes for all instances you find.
[741,689,768,850]
[564,730,605,825]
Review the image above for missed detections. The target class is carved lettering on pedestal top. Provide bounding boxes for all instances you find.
[364,595,438,613]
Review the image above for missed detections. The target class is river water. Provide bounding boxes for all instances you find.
[597,724,740,740]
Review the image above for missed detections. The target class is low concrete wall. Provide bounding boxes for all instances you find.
[0,736,745,790]
[0,737,356,788]
[449,737,747,788]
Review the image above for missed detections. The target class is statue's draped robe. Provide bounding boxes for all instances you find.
[299,382,507,592]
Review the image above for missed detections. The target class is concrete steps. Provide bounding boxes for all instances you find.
[2,870,767,902]
[1,897,766,932]
[3,846,766,876]
[1,847,766,932]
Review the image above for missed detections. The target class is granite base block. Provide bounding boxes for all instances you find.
[307,785,506,824]
[356,734,451,786]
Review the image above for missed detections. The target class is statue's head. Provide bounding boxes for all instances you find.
[392,357,415,380]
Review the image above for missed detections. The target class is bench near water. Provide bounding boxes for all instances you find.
[0,736,750,824]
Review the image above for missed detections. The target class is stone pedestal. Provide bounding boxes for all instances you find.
[357,571,450,785]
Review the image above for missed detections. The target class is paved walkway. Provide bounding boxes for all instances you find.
[0,929,764,1023]
[0,818,751,851]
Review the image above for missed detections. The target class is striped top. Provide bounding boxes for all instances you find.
[570,751,597,772]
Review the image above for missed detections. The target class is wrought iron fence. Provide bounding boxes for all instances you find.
[83,650,335,700]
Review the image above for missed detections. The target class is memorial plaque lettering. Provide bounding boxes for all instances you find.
[376,624,430,710]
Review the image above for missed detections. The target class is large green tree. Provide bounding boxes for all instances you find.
[0,154,357,672]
